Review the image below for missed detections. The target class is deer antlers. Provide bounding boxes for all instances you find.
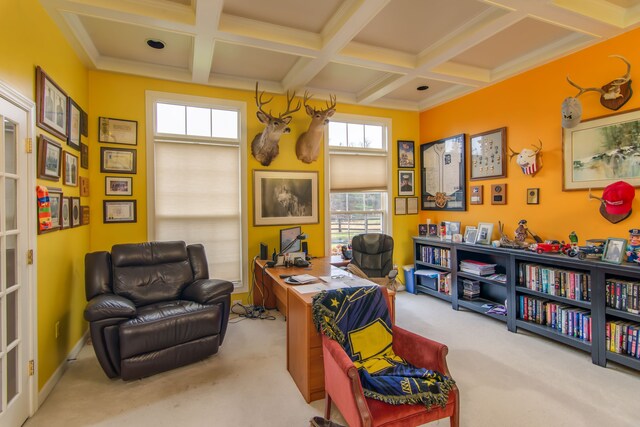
[302,91,336,113]
[255,82,301,119]
[566,55,632,110]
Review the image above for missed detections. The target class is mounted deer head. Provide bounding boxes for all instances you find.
[251,82,301,166]
[563,55,632,127]
[295,91,336,164]
[509,140,542,177]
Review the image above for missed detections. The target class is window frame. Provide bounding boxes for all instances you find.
[324,112,392,255]
[145,91,248,292]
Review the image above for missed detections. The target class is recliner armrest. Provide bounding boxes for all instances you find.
[392,325,450,375]
[84,294,136,322]
[182,279,234,304]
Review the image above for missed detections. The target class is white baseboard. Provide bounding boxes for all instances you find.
[38,331,89,407]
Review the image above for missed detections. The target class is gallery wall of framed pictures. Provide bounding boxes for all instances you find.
[35,66,90,232]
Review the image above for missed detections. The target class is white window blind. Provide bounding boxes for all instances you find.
[329,153,387,191]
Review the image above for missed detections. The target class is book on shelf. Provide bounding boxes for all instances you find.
[459,259,496,276]
[462,279,480,300]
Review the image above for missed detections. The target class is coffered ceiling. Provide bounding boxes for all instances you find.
[40,0,640,111]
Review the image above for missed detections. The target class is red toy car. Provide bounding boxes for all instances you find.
[529,240,571,254]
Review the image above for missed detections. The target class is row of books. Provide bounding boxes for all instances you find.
[606,279,640,314]
[607,320,640,358]
[459,259,496,276]
[415,271,451,295]
[439,273,451,295]
[518,295,592,342]
[419,246,451,268]
[518,263,591,302]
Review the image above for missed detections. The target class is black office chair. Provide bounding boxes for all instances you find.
[346,233,399,290]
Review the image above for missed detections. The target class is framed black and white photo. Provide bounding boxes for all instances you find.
[99,117,138,145]
[67,98,81,150]
[420,133,466,211]
[398,140,414,168]
[464,226,477,244]
[602,237,627,264]
[105,176,132,196]
[476,222,494,245]
[470,127,506,180]
[63,151,78,187]
[71,197,81,227]
[37,135,62,181]
[253,170,318,226]
[398,171,414,196]
[61,197,71,229]
[103,200,137,223]
[36,66,68,141]
[100,147,136,174]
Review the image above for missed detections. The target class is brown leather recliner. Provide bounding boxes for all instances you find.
[84,241,234,380]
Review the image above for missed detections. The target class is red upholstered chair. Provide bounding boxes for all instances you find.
[321,288,459,427]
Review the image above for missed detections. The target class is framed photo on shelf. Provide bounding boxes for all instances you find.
[80,142,89,169]
[475,222,494,245]
[395,197,407,215]
[71,197,81,227]
[38,187,62,234]
[398,140,414,168]
[418,224,428,236]
[37,135,62,181]
[447,221,461,237]
[527,188,539,205]
[563,108,640,190]
[427,223,438,237]
[407,197,418,214]
[103,200,137,223]
[420,133,466,211]
[602,237,627,264]
[105,176,132,196]
[470,127,506,180]
[99,117,138,145]
[67,98,81,150]
[63,151,78,187]
[398,171,414,196]
[61,197,71,229]
[464,226,477,244]
[100,147,136,174]
[36,66,68,141]
[253,170,318,226]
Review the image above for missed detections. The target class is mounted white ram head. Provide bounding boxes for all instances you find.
[251,82,301,167]
[295,91,336,164]
[509,140,542,177]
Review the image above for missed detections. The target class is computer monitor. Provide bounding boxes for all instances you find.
[280,226,301,254]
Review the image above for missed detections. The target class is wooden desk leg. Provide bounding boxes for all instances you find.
[253,261,277,309]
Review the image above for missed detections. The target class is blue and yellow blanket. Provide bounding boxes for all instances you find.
[312,286,454,408]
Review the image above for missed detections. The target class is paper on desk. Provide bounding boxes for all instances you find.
[285,274,317,284]
[319,275,376,288]
[291,283,329,294]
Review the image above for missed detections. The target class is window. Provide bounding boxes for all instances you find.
[146,92,247,291]
[326,115,391,255]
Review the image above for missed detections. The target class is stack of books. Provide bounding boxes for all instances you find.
[462,279,480,300]
[460,259,496,276]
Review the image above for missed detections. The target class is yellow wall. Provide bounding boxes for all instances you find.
[0,0,90,388]
[420,27,640,244]
[88,71,421,298]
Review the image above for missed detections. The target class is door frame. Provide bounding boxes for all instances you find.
[0,79,38,416]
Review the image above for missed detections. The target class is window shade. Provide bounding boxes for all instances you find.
[330,152,387,191]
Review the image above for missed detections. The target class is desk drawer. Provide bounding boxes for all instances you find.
[309,320,322,348]
[309,346,325,393]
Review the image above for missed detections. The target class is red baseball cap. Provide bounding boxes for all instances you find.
[602,181,635,215]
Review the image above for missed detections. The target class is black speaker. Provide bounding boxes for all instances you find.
[260,243,268,260]
[301,241,308,256]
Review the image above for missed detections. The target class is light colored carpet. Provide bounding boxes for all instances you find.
[25,292,640,427]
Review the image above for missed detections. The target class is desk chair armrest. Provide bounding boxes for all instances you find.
[322,335,373,427]
[392,326,451,375]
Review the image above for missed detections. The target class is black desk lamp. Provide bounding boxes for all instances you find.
[266,233,307,268]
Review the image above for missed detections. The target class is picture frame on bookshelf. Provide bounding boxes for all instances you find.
[602,237,627,264]
[428,223,438,237]
[418,223,428,236]
[464,226,477,244]
[475,222,494,245]
[447,221,461,238]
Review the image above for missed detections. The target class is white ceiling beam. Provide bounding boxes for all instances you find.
[191,0,223,84]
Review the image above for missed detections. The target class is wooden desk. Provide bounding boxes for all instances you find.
[253,258,393,403]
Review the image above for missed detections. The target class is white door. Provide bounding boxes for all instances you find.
[0,94,32,426]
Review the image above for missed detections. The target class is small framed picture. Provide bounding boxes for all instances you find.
[428,223,438,237]
[71,197,81,227]
[67,98,81,151]
[527,188,539,205]
[81,206,90,225]
[99,117,138,145]
[464,226,477,244]
[395,197,407,215]
[105,176,133,196]
[398,140,414,168]
[80,176,90,197]
[602,237,627,264]
[407,197,418,214]
[447,221,461,238]
[37,135,62,181]
[470,185,483,205]
[491,183,506,205]
[476,222,494,245]
[399,170,414,196]
[418,224,428,236]
[36,66,68,141]
[63,151,79,187]
[61,197,71,229]
[104,200,137,223]
[100,147,137,174]
[80,142,89,169]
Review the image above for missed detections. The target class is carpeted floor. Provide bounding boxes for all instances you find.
[25,292,640,427]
